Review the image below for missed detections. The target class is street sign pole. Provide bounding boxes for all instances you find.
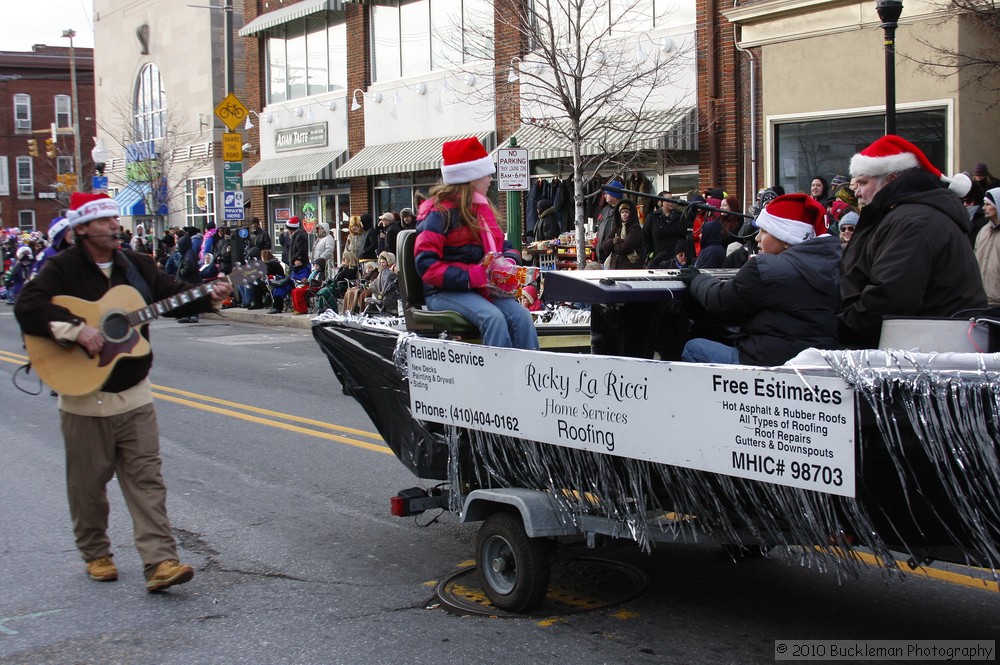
[497,140,529,251]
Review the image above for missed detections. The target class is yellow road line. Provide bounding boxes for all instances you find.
[0,347,387,452]
[151,383,383,440]
[152,392,392,455]
[849,550,999,592]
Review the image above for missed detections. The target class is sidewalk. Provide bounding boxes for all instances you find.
[202,306,316,330]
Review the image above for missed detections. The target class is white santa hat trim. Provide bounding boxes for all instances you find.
[755,209,815,246]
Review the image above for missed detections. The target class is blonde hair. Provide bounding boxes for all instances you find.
[427,181,497,233]
[348,215,363,234]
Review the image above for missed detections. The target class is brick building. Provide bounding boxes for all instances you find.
[0,45,95,235]
[237,0,701,260]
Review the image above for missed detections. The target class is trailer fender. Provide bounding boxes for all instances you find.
[461,488,580,538]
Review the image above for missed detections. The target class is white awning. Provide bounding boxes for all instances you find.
[243,150,348,187]
[114,182,167,216]
[337,132,495,179]
[501,108,698,161]
[239,0,345,37]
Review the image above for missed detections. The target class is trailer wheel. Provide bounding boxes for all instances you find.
[476,512,550,613]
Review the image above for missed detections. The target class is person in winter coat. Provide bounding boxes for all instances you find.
[284,217,309,270]
[595,181,624,264]
[533,198,561,242]
[359,213,379,262]
[414,136,538,350]
[644,193,687,268]
[840,135,986,348]
[311,222,335,274]
[602,200,644,270]
[4,246,34,303]
[694,218,726,269]
[974,187,1000,306]
[678,194,841,366]
[344,216,365,263]
[35,217,73,275]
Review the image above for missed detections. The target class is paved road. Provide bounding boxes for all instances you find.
[0,309,997,664]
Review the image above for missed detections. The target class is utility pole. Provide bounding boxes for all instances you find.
[62,29,83,192]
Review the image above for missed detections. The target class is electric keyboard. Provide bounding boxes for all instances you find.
[542,268,739,304]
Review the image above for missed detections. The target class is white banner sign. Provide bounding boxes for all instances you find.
[407,338,856,497]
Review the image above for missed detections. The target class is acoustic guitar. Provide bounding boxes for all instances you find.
[23,260,266,396]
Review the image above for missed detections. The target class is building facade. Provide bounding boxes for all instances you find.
[723,0,1000,205]
[92,0,248,236]
[0,45,95,235]
[238,0,702,261]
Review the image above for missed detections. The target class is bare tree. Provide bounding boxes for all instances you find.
[97,92,214,230]
[908,0,1000,103]
[457,0,694,266]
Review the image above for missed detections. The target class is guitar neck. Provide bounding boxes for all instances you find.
[122,260,263,327]
[125,282,215,327]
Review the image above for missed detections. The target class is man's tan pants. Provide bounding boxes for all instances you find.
[61,404,178,578]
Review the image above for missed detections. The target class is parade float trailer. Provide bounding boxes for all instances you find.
[312,312,1000,613]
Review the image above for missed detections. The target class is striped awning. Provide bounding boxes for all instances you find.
[337,132,495,179]
[243,150,348,187]
[114,182,167,217]
[239,0,345,36]
[502,108,698,161]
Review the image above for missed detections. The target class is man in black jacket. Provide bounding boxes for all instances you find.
[284,216,309,270]
[15,192,231,592]
[840,135,986,348]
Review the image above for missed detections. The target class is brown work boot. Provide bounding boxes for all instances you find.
[146,559,194,592]
[86,555,118,582]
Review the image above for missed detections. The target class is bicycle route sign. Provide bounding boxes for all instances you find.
[215,93,249,132]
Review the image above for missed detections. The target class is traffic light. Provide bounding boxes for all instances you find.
[27,139,38,157]
[45,138,56,159]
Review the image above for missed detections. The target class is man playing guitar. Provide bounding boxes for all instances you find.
[14,192,232,593]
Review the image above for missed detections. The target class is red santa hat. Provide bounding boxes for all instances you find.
[849,134,948,182]
[67,191,119,228]
[286,216,300,229]
[441,136,495,185]
[753,193,828,246]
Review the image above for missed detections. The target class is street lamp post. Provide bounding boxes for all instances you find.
[62,29,83,192]
[875,0,904,136]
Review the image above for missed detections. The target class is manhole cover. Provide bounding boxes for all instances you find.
[436,556,650,617]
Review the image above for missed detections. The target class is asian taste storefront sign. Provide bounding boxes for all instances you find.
[275,123,328,153]
[407,338,857,498]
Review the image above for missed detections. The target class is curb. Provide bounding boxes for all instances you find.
[201,308,316,330]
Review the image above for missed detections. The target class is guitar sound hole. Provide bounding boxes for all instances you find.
[102,313,130,342]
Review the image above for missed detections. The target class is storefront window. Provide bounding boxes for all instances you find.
[265,17,347,103]
[375,0,493,82]
[185,177,216,230]
[773,108,948,194]
[372,172,437,217]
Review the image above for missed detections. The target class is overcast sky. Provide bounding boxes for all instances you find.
[1,0,94,52]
